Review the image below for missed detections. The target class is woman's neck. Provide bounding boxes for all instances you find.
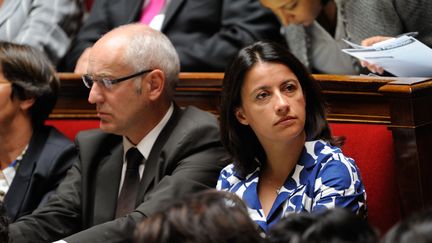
[258,131,306,216]
[317,0,337,36]
[261,131,306,182]
[0,117,33,169]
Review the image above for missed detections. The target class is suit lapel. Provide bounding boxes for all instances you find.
[3,127,48,221]
[161,0,185,30]
[92,144,123,225]
[137,105,183,201]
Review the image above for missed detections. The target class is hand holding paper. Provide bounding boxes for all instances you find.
[342,33,432,77]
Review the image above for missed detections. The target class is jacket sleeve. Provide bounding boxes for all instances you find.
[13,0,83,65]
[36,142,77,208]
[9,161,84,243]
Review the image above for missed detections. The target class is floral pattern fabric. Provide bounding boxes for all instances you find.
[217,140,366,233]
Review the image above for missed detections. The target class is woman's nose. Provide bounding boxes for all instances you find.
[274,92,289,114]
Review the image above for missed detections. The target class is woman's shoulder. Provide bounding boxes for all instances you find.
[305,140,362,188]
[304,139,353,163]
[217,163,258,191]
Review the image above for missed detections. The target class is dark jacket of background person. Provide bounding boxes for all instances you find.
[4,126,76,222]
[9,106,229,243]
[0,0,83,65]
[282,0,432,74]
[59,0,283,72]
[0,202,9,243]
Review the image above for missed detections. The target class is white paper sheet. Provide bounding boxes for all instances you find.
[342,36,432,77]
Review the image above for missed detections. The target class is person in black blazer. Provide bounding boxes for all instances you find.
[9,24,229,243]
[0,42,76,222]
[59,0,283,72]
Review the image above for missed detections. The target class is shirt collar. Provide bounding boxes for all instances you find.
[123,103,174,161]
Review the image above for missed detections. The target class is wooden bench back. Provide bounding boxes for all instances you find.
[51,73,432,233]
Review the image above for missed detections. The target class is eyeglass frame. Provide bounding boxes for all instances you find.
[82,69,153,89]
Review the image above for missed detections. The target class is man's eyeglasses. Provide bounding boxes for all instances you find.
[82,69,153,89]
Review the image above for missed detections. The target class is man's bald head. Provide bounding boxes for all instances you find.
[89,24,180,95]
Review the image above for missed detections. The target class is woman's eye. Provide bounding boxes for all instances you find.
[283,83,296,92]
[256,92,269,100]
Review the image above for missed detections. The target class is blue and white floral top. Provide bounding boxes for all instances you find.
[216,140,366,233]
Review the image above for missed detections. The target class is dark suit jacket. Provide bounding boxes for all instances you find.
[9,106,229,243]
[4,126,76,222]
[59,0,282,72]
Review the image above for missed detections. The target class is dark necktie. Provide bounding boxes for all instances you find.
[115,147,144,218]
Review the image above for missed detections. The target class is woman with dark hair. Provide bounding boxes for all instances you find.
[134,190,262,243]
[0,41,76,221]
[259,0,432,75]
[217,41,366,233]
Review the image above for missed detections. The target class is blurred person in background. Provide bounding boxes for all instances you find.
[60,0,283,73]
[0,42,76,222]
[260,0,432,75]
[0,0,83,65]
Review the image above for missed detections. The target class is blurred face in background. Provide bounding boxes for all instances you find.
[0,73,18,131]
[260,0,322,26]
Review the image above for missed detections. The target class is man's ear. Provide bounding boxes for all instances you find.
[19,98,35,111]
[145,69,165,101]
[235,107,249,125]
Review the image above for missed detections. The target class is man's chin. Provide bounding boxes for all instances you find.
[99,121,118,134]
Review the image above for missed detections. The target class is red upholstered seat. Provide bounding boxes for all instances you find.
[45,119,100,141]
[330,123,401,234]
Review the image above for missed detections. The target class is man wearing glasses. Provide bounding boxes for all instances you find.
[8,24,228,243]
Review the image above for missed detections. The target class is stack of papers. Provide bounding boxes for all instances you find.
[342,35,432,77]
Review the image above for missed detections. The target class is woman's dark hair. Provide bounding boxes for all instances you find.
[301,208,378,243]
[134,190,262,243]
[266,213,317,243]
[220,41,334,177]
[382,208,432,243]
[0,41,59,128]
[266,208,377,243]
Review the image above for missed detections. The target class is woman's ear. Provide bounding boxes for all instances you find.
[19,98,35,111]
[235,107,249,125]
